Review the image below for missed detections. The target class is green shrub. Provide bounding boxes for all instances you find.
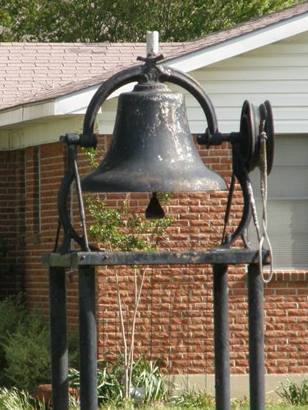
[0,387,44,410]
[131,356,167,404]
[0,295,79,393]
[170,390,214,409]
[67,330,80,370]
[0,387,81,410]
[277,378,308,406]
[230,398,249,410]
[69,361,123,405]
[3,311,51,392]
[0,295,26,385]
[69,355,167,406]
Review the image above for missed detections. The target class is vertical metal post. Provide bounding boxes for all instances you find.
[248,264,265,410]
[79,266,97,410]
[213,264,230,410]
[49,267,69,410]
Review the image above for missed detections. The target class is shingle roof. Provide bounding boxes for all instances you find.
[0,42,189,110]
[164,1,308,58]
[1,2,308,111]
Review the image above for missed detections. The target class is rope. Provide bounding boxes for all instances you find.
[258,130,274,283]
[221,173,235,244]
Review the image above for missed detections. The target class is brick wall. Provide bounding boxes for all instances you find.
[0,139,307,375]
[24,144,79,318]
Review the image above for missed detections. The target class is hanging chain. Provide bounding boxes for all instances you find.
[258,126,274,283]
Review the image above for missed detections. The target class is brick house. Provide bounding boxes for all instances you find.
[0,3,307,397]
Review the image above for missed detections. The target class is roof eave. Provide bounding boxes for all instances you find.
[0,100,55,127]
[166,10,308,71]
[1,9,308,128]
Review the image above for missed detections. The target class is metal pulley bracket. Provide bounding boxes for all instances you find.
[220,100,275,251]
[238,99,275,281]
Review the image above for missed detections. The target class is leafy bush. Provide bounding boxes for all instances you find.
[0,295,26,385]
[69,360,123,405]
[84,145,173,253]
[0,295,79,393]
[277,378,308,406]
[3,311,51,392]
[67,330,80,370]
[87,197,173,252]
[69,355,167,406]
[131,356,167,404]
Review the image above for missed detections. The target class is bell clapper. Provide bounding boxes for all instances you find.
[145,192,165,219]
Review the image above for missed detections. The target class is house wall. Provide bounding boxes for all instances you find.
[189,31,308,135]
[0,137,306,384]
[97,31,308,136]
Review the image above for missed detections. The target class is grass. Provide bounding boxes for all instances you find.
[97,404,308,410]
[1,387,308,410]
[96,396,308,410]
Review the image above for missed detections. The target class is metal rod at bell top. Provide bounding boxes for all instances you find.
[146,31,159,56]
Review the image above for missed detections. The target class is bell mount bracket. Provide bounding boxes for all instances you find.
[198,99,275,248]
[81,57,219,145]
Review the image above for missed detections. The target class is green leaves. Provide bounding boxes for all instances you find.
[86,195,173,252]
[83,146,173,251]
[132,356,167,404]
[0,387,45,410]
[171,389,214,408]
[0,0,61,41]
[3,312,50,391]
[277,378,308,406]
[0,0,302,42]
[68,356,167,406]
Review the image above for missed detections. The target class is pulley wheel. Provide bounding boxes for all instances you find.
[239,100,259,172]
[239,100,275,174]
[262,100,274,175]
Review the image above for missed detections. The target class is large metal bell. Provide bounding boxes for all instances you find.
[82,81,226,193]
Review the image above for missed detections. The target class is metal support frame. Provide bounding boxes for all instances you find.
[46,50,274,410]
[79,266,97,410]
[44,248,270,268]
[213,264,230,410]
[45,250,269,410]
[49,267,69,410]
[248,264,265,410]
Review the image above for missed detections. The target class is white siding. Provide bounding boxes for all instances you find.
[0,116,84,150]
[249,134,308,269]
[98,31,308,136]
[187,31,308,135]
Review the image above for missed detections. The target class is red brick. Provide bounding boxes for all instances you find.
[0,140,307,375]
